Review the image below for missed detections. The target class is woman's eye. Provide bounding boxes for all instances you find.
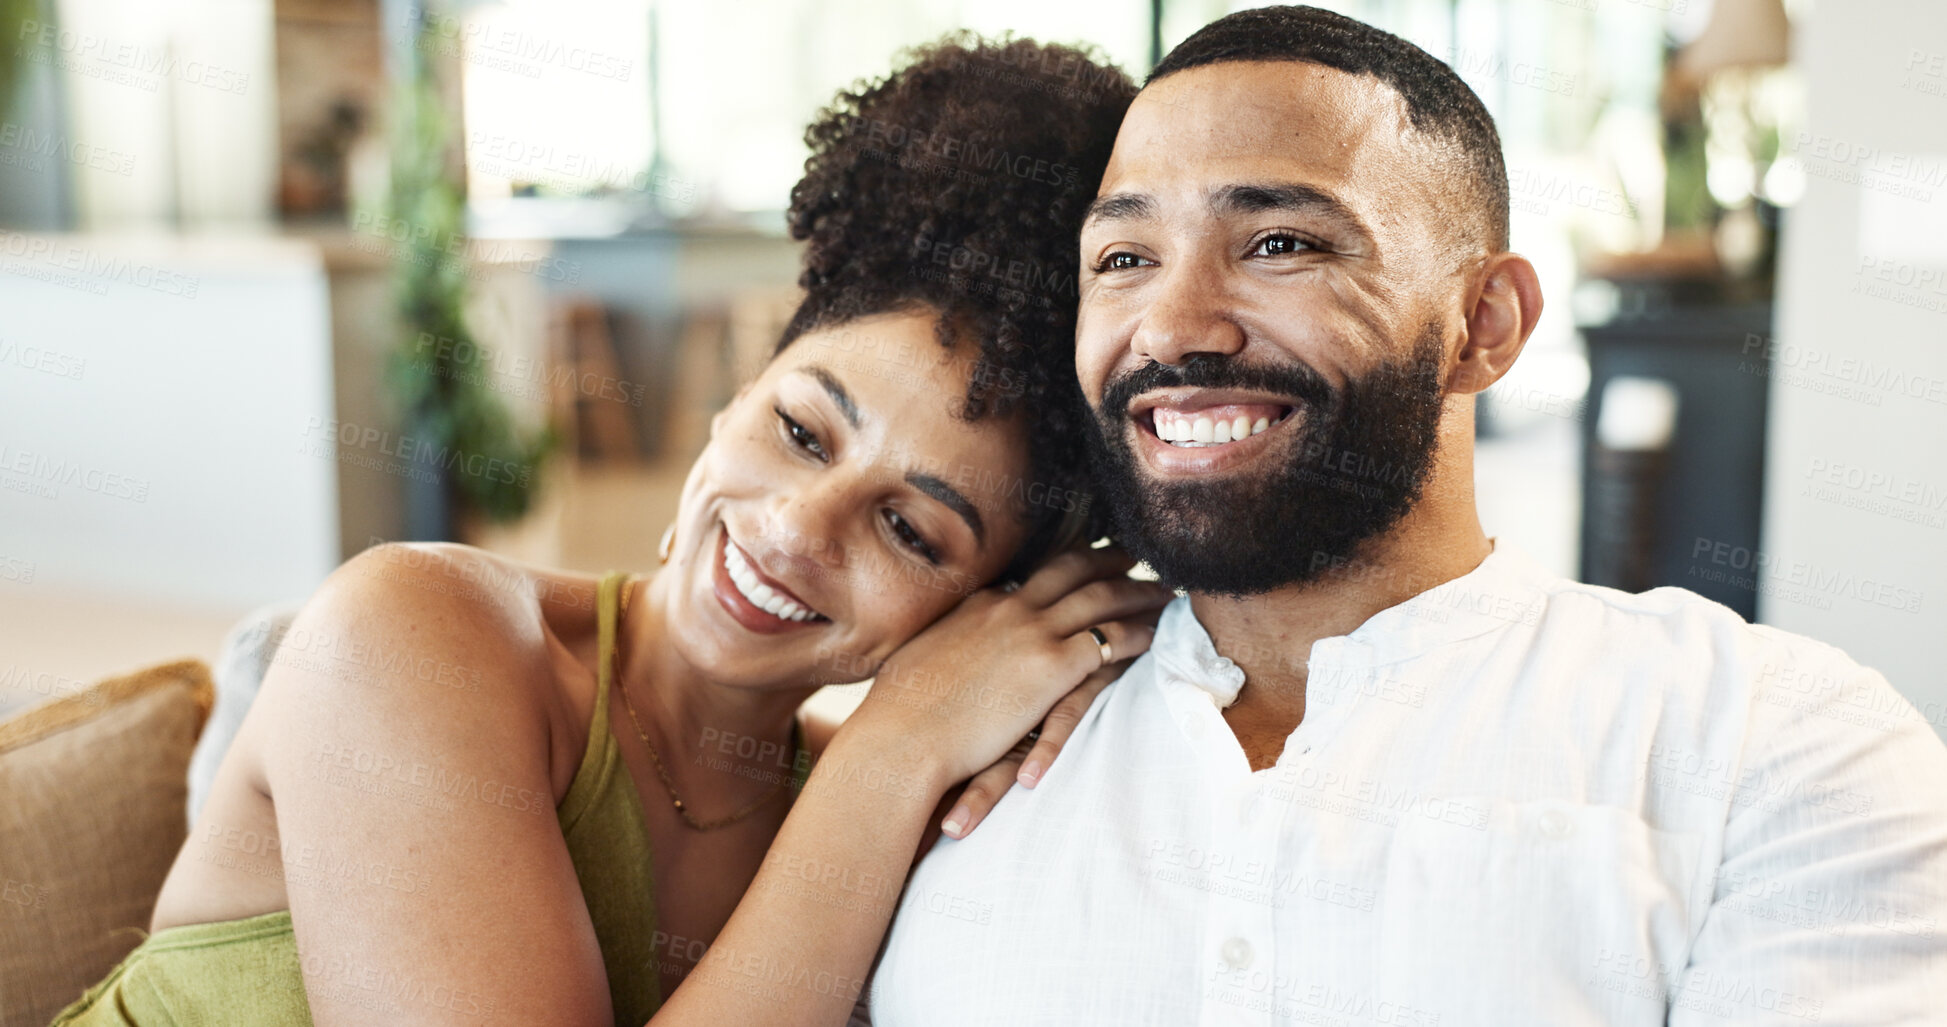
[884,510,941,565]
[1251,232,1314,257]
[1092,250,1151,273]
[775,407,828,462]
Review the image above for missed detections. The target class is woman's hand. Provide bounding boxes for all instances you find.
[839,545,1173,813]
[928,654,1129,851]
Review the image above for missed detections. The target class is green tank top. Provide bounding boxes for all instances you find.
[53,570,805,1026]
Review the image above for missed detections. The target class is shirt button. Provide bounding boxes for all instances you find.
[1237,791,1261,827]
[1181,714,1208,740]
[1220,936,1254,970]
[1537,808,1575,840]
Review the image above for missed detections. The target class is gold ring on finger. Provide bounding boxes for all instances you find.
[1087,625,1112,669]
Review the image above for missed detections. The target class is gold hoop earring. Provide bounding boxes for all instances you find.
[659,524,675,564]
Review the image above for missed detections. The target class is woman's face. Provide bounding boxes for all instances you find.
[663,308,1034,688]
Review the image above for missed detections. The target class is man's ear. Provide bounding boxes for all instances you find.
[1449,252,1543,395]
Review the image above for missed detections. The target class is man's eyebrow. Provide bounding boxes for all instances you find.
[1083,191,1155,227]
[905,472,985,546]
[804,365,860,429]
[1210,182,1370,238]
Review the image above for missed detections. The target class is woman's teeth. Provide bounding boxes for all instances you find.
[724,540,819,622]
[1153,411,1279,448]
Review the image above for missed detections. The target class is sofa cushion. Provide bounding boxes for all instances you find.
[190,603,301,822]
[0,660,213,1027]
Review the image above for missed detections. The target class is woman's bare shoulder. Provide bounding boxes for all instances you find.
[283,544,622,790]
[250,544,569,773]
[330,541,601,624]
[231,541,615,1023]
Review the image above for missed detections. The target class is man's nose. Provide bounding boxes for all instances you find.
[1129,262,1245,366]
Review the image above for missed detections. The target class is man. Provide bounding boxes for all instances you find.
[864,7,1947,1024]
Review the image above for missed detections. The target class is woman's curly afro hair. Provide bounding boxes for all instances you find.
[778,32,1136,582]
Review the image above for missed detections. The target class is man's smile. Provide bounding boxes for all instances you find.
[1126,388,1305,474]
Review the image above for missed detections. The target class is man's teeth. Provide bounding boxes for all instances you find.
[1154,412,1277,447]
[724,540,817,622]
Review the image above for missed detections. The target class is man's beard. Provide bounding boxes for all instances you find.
[1084,328,1448,597]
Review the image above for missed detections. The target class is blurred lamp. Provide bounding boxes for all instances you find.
[1677,0,1790,80]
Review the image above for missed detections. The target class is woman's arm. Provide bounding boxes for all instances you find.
[650,547,1169,1026]
[256,544,617,1026]
[655,717,949,1024]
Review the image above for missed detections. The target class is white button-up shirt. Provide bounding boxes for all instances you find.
[863,543,1947,1025]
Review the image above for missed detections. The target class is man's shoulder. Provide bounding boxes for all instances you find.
[1525,568,1864,676]
[1525,562,1744,629]
[1497,565,1923,738]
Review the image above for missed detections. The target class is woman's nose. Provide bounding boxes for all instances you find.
[765,483,849,570]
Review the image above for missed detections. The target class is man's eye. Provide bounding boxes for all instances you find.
[1092,251,1151,273]
[775,407,828,462]
[884,510,940,565]
[1251,233,1314,257]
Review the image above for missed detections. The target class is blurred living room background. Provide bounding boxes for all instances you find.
[1,0,1943,734]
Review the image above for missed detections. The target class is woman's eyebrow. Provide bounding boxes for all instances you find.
[795,363,984,545]
[804,365,861,429]
[906,472,985,547]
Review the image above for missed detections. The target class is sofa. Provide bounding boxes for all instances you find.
[0,603,297,1027]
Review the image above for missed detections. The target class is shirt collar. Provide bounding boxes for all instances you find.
[1149,539,1553,707]
[1150,596,1248,707]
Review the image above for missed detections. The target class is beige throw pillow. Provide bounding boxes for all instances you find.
[0,660,213,1027]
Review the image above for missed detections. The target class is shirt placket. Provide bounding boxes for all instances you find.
[1286,636,1358,760]
[1214,635,1365,1026]
[1161,680,1282,1027]
[1205,768,1287,1026]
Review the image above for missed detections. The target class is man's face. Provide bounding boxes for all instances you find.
[1076,61,1469,595]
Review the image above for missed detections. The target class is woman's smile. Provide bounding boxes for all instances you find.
[711,523,831,635]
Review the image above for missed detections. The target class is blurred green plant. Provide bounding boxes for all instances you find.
[0,0,38,123]
[1661,58,1716,234]
[384,15,555,528]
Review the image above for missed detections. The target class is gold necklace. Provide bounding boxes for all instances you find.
[612,574,790,831]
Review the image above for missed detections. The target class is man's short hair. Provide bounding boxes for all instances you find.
[1149,5,1511,254]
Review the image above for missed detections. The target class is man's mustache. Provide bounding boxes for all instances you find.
[1099,355,1339,421]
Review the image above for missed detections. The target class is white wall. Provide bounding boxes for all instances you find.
[0,235,339,609]
[1762,0,1947,735]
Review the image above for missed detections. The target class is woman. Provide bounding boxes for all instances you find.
[56,34,1150,1027]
